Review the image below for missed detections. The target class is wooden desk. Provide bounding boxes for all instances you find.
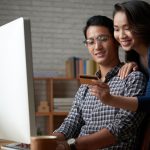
[0,140,13,150]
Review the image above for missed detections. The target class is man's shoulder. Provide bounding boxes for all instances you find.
[125,71,147,83]
[128,70,145,78]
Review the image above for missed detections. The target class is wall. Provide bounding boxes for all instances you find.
[0,0,144,76]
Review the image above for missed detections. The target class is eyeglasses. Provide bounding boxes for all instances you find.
[83,35,111,47]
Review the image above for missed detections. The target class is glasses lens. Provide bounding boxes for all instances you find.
[97,35,109,42]
[83,35,110,46]
[83,39,94,45]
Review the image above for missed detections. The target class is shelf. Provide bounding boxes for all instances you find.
[52,112,68,116]
[34,77,79,135]
[36,112,51,116]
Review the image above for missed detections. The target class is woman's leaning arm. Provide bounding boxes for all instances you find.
[106,94,138,112]
[89,80,138,112]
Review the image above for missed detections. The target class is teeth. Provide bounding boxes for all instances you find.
[97,54,103,57]
[121,41,130,46]
[96,52,104,57]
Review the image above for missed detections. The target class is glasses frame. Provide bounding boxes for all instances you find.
[83,34,111,47]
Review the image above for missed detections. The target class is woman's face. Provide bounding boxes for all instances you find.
[113,11,139,51]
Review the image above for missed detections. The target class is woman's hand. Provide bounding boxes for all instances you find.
[118,62,138,79]
[89,80,111,105]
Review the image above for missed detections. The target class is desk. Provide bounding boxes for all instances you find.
[0,140,13,150]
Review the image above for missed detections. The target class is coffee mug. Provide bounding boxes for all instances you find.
[31,136,67,150]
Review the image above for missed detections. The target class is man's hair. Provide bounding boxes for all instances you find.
[113,0,150,45]
[83,15,114,39]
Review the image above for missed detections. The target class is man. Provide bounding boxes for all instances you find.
[53,15,146,150]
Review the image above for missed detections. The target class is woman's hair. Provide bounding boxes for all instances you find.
[126,50,148,78]
[113,0,150,46]
[113,1,150,77]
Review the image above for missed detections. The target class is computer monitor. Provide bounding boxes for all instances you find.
[0,17,37,145]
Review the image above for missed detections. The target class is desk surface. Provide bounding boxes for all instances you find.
[0,140,13,150]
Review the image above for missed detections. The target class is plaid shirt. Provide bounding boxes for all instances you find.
[54,63,146,149]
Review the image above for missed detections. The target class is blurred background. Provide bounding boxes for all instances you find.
[0,0,148,76]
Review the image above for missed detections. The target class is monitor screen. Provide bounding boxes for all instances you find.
[0,17,37,144]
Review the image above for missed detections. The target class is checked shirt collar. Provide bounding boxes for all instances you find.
[95,62,124,83]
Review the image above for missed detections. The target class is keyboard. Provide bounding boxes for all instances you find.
[1,143,30,150]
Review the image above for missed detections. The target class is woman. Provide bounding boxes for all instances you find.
[90,0,150,112]
[89,2,150,149]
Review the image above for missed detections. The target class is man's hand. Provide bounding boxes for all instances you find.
[51,132,66,140]
[51,132,70,150]
[56,141,70,150]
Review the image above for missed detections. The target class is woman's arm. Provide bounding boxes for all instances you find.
[105,94,138,112]
[89,81,138,112]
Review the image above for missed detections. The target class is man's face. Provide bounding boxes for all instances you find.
[85,26,119,66]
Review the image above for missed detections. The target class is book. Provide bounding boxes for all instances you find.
[86,59,96,75]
